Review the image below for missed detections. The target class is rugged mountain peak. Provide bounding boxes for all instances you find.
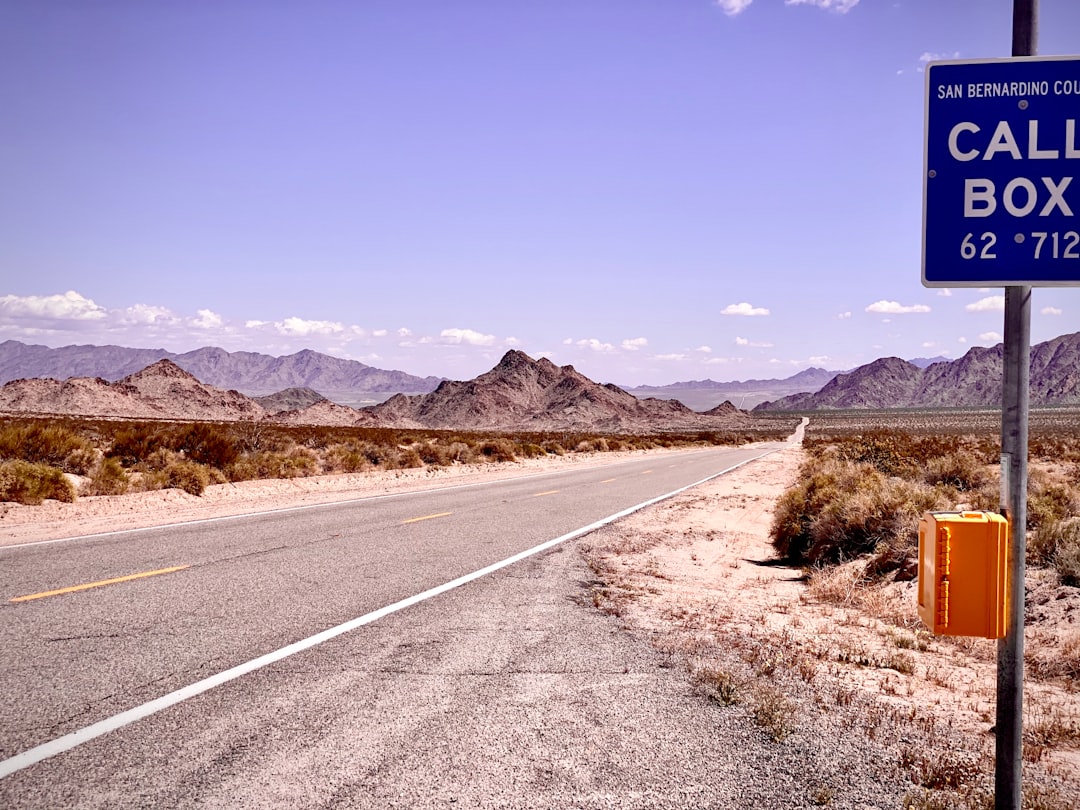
[495,349,533,370]
[119,358,200,384]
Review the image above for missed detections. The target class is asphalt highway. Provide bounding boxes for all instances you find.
[0,444,815,808]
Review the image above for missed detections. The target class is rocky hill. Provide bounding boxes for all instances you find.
[0,340,443,398]
[370,350,749,432]
[254,387,328,414]
[0,360,268,421]
[755,331,1080,411]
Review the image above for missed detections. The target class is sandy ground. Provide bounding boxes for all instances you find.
[5,440,1078,802]
[581,443,1080,805]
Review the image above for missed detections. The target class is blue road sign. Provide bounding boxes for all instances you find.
[923,56,1080,287]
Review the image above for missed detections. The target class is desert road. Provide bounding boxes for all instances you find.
[1,443,789,807]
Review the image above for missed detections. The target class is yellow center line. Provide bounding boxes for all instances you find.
[533,490,560,497]
[402,511,453,524]
[10,566,190,603]
[600,478,617,484]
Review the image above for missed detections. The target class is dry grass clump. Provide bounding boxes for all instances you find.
[83,456,130,496]
[0,419,96,473]
[0,459,77,505]
[774,423,1080,581]
[771,450,944,572]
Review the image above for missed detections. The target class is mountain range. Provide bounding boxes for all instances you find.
[0,352,749,433]
[0,341,443,405]
[753,331,1080,411]
[625,367,840,411]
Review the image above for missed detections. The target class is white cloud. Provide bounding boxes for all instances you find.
[735,336,749,346]
[275,316,343,336]
[785,0,860,13]
[937,289,953,297]
[575,338,615,352]
[1041,306,1063,316]
[505,336,522,346]
[120,303,178,325]
[715,0,753,16]
[397,327,413,337]
[654,353,686,361]
[245,319,269,329]
[621,337,648,351]
[372,329,388,337]
[979,331,1003,343]
[965,295,1005,313]
[695,345,713,354]
[865,300,931,314]
[837,311,852,320]
[809,355,830,364]
[721,302,770,317]
[958,337,968,344]
[441,327,496,346]
[921,342,936,349]
[0,290,107,321]
[191,309,224,330]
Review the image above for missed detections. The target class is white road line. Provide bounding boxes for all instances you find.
[0,447,776,779]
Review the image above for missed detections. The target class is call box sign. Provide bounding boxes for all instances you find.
[923,56,1080,286]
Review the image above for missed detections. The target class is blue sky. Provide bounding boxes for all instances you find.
[2,0,1078,386]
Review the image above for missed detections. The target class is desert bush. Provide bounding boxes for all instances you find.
[1044,517,1080,586]
[230,447,319,481]
[323,443,371,473]
[478,438,516,462]
[84,457,130,496]
[772,456,942,572]
[542,441,566,456]
[170,423,239,469]
[164,459,210,496]
[0,460,76,505]
[106,423,170,466]
[385,446,424,470]
[62,447,98,475]
[1027,476,1079,531]
[922,451,989,492]
[0,420,94,471]
[451,441,478,464]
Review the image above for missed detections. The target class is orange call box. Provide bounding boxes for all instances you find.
[917,511,1010,638]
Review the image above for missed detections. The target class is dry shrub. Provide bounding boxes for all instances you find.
[772,456,940,570]
[164,459,210,496]
[106,423,169,465]
[170,423,239,469]
[691,664,741,705]
[62,447,98,475]
[385,446,423,470]
[0,460,76,505]
[323,444,371,473]
[750,685,796,742]
[1027,474,1079,531]
[922,451,988,492]
[478,438,516,462]
[84,457,130,496]
[1045,517,1080,585]
[228,448,318,481]
[0,420,94,471]
[446,441,476,464]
